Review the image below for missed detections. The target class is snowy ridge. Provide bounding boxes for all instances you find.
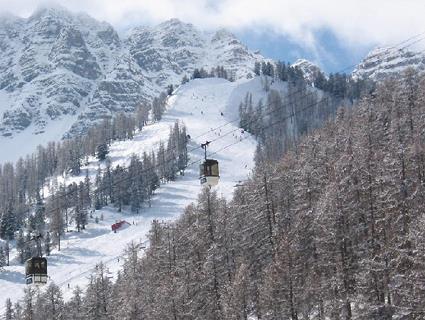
[291,58,322,84]
[0,6,156,145]
[353,46,425,80]
[0,7,267,163]
[0,77,286,313]
[127,19,265,86]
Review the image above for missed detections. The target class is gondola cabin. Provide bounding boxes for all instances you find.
[25,257,48,285]
[200,159,220,187]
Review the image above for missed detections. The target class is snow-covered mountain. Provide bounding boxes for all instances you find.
[0,7,155,138]
[291,58,323,84]
[128,20,263,87]
[0,7,265,162]
[353,46,425,80]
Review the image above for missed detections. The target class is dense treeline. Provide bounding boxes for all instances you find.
[9,69,425,319]
[255,60,373,101]
[180,65,234,84]
[239,87,341,163]
[0,120,188,266]
[242,62,374,164]
[92,121,189,214]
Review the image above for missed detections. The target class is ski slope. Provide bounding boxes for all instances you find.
[0,77,280,312]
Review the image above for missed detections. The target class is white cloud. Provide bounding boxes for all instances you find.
[1,0,424,49]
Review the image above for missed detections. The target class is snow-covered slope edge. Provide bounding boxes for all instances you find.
[0,77,286,313]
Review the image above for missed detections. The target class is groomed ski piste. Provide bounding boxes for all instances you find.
[0,77,284,313]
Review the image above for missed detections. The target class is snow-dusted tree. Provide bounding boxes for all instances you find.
[84,262,113,320]
[48,194,64,251]
[29,195,45,233]
[13,302,23,320]
[222,262,250,320]
[96,143,109,162]
[4,240,10,265]
[152,92,167,122]
[111,165,129,212]
[22,287,36,320]
[0,204,16,240]
[16,229,26,263]
[75,182,88,231]
[64,286,84,320]
[44,232,51,256]
[110,243,145,320]
[128,155,144,213]
[5,298,14,320]
[35,283,64,320]
[0,245,6,269]
[135,103,150,130]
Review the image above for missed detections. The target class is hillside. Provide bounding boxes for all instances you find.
[30,64,425,320]
[0,76,289,313]
[4,68,425,320]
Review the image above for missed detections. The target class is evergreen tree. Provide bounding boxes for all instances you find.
[181,75,189,84]
[35,283,64,320]
[4,240,10,265]
[5,298,14,320]
[0,246,6,269]
[29,195,45,233]
[84,263,113,320]
[48,195,64,251]
[254,61,261,76]
[65,286,84,320]
[45,232,51,256]
[22,287,36,320]
[0,205,16,240]
[96,143,109,162]
[135,104,150,130]
[16,229,26,263]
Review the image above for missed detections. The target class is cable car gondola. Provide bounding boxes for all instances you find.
[25,257,48,285]
[200,141,220,187]
[24,234,48,285]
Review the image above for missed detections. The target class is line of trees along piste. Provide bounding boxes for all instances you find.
[241,61,375,164]
[180,65,234,85]
[8,69,425,319]
[0,91,187,266]
[254,60,372,101]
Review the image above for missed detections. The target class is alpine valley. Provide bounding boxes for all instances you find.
[1,4,425,320]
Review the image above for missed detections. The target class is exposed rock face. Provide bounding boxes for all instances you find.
[291,59,323,84]
[127,20,264,86]
[50,26,101,80]
[0,8,265,141]
[353,46,425,81]
[0,7,155,138]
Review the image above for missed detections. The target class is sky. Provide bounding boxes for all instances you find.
[1,0,424,72]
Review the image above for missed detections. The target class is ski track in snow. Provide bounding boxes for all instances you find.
[0,77,268,313]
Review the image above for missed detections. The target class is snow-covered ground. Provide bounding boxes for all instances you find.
[0,77,279,313]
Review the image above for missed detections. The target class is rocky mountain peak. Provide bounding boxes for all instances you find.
[211,28,237,42]
[291,59,323,84]
[157,18,193,30]
[353,46,425,80]
[29,5,74,24]
[0,6,266,153]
